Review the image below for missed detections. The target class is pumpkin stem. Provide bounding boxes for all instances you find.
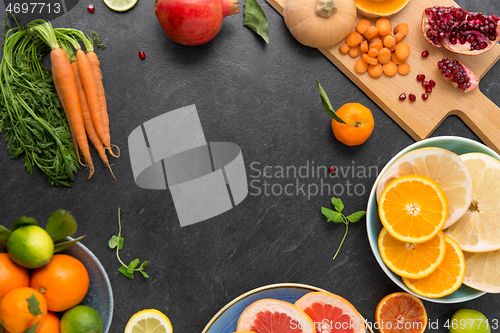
[316,0,337,18]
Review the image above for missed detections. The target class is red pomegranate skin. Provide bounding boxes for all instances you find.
[155,0,238,46]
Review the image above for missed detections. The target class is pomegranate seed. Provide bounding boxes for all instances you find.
[429,80,436,87]
[426,86,433,93]
[422,94,429,100]
[87,4,94,12]
[409,94,416,101]
[139,51,146,60]
[417,74,426,82]
[399,93,407,101]
[422,50,430,57]
[329,167,336,173]
[422,81,430,87]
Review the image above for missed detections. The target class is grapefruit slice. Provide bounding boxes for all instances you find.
[402,236,466,298]
[463,250,500,293]
[444,153,500,252]
[294,292,366,333]
[236,299,315,333]
[376,147,472,229]
[375,292,427,333]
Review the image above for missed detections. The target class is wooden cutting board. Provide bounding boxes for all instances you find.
[266,0,500,153]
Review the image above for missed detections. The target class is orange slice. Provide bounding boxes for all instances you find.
[236,299,315,333]
[356,0,410,18]
[379,175,448,243]
[375,292,427,333]
[403,236,466,298]
[378,228,446,279]
[294,292,366,333]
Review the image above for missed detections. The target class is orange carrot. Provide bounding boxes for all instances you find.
[71,61,115,179]
[51,48,94,177]
[75,49,109,150]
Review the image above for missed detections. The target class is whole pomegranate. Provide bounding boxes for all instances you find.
[422,6,500,55]
[155,0,240,46]
[438,57,479,93]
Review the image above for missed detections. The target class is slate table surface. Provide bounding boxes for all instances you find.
[1,0,500,331]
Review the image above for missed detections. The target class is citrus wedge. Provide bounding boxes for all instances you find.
[376,148,472,229]
[403,236,465,298]
[294,292,366,333]
[125,309,173,333]
[462,250,500,293]
[356,0,410,18]
[378,228,446,279]
[379,175,448,243]
[444,153,500,252]
[236,299,315,333]
[375,292,427,333]
[103,0,137,11]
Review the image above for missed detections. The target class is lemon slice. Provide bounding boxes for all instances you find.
[376,147,472,229]
[463,250,500,292]
[125,309,173,333]
[103,0,137,11]
[444,153,500,252]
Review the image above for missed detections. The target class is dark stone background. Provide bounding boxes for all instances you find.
[1,0,500,332]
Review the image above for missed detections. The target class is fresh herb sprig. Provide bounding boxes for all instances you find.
[109,208,149,279]
[322,197,366,261]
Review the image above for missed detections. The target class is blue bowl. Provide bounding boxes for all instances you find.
[1,239,113,332]
[202,283,370,333]
[366,136,500,303]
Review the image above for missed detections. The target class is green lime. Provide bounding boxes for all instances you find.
[6,225,54,269]
[103,0,137,11]
[449,309,491,333]
[60,305,103,333]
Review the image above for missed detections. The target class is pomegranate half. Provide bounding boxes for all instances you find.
[438,57,479,93]
[422,6,500,55]
[155,0,239,46]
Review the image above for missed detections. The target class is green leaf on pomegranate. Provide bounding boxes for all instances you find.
[244,0,269,43]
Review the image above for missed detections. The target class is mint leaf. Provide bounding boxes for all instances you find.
[127,259,140,274]
[244,0,269,43]
[315,80,348,124]
[23,321,39,333]
[26,293,42,317]
[108,235,121,249]
[118,266,134,279]
[45,210,77,242]
[10,217,38,232]
[321,207,343,223]
[346,211,366,223]
[0,226,11,247]
[331,197,344,213]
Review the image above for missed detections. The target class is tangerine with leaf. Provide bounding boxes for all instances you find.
[0,287,47,333]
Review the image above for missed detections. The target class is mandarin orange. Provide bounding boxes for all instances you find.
[0,253,30,302]
[0,287,47,333]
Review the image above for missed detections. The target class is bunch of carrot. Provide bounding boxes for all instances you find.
[32,21,118,179]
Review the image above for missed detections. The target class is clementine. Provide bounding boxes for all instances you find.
[0,287,47,333]
[331,103,374,146]
[30,254,89,312]
[0,253,30,302]
[36,311,60,333]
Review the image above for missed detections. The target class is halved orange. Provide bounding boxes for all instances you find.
[236,299,315,333]
[375,292,427,333]
[403,236,465,298]
[295,292,366,333]
[378,228,446,279]
[379,175,448,243]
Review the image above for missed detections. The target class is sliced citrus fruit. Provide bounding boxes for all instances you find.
[379,175,448,243]
[356,0,410,18]
[378,228,446,279]
[103,0,137,11]
[376,147,472,229]
[294,292,366,333]
[375,292,427,333]
[125,309,173,333]
[403,236,465,298]
[462,250,500,292]
[236,299,315,333]
[444,153,500,252]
